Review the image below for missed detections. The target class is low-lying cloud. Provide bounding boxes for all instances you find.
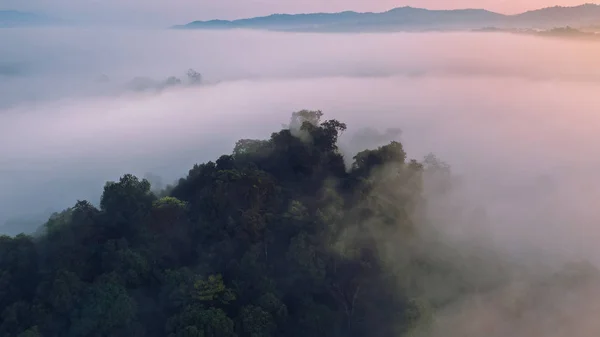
[3,29,600,332]
[3,28,600,106]
[4,25,600,336]
[2,27,600,235]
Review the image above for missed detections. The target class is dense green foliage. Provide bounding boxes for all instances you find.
[1,111,429,337]
[3,110,599,337]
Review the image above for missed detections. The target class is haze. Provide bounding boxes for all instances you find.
[0,27,599,255]
[4,19,600,335]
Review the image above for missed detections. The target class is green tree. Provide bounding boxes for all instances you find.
[68,282,137,337]
[167,306,236,337]
[239,305,275,337]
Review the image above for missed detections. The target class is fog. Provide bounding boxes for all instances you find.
[3,27,600,240]
[3,28,600,332]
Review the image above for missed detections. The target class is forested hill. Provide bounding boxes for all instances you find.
[174,4,600,32]
[2,111,600,337]
[0,110,427,337]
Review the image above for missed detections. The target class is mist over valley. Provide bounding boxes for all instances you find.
[3,19,600,336]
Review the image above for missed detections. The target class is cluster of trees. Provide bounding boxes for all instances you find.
[125,69,204,92]
[2,110,599,337]
[0,111,429,337]
[538,26,597,38]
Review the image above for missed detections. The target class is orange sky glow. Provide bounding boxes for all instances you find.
[266,0,600,15]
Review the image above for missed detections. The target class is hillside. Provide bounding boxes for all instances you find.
[2,110,600,336]
[174,4,600,32]
[0,111,433,337]
[514,3,600,27]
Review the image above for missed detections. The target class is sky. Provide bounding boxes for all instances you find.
[1,0,596,26]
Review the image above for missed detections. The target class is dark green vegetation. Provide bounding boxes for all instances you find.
[3,110,600,337]
[174,4,600,33]
[0,111,430,337]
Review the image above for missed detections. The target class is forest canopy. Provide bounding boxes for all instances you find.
[1,110,599,337]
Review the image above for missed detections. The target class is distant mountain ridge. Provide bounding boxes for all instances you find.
[174,3,600,32]
[0,10,60,27]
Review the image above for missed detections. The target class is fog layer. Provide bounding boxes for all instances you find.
[2,28,600,264]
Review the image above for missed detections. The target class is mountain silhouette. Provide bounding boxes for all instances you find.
[174,4,600,32]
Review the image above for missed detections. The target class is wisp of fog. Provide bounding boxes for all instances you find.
[3,27,600,336]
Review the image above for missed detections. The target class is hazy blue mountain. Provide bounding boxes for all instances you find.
[174,4,600,32]
[0,10,59,27]
[512,4,600,28]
